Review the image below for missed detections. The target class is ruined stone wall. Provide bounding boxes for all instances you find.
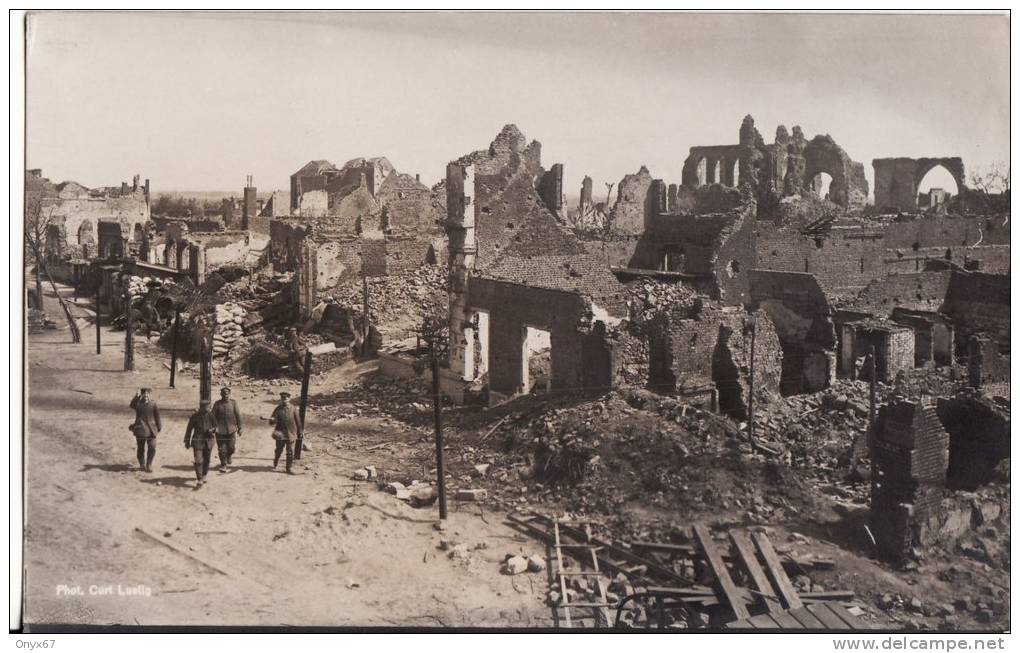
[269,219,313,272]
[299,189,329,218]
[45,191,150,259]
[376,173,443,233]
[756,216,1010,296]
[873,157,966,212]
[871,399,950,560]
[943,271,1010,352]
[851,272,953,315]
[467,277,595,396]
[608,166,655,235]
[680,116,868,209]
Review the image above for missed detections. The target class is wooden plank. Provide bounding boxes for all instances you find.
[748,613,782,629]
[769,610,805,629]
[751,531,803,610]
[788,606,826,629]
[800,590,855,601]
[553,521,572,628]
[807,603,852,630]
[829,604,875,630]
[725,618,754,629]
[730,530,783,613]
[693,524,750,620]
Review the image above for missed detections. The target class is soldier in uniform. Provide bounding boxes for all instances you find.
[268,392,302,474]
[129,387,161,472]
[212,386,243,471]
[184,399,217,487]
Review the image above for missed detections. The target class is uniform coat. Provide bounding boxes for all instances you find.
[184,410,217,448]
[212,398,243,435]
[130,395,162,438]
[270,403,303,442]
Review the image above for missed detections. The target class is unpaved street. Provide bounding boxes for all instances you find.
[23,285,550,628]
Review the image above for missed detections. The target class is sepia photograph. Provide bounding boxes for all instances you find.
[13,9,1012,638]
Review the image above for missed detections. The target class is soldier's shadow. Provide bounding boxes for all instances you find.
[139,476,193,488]
[81,463,134,473]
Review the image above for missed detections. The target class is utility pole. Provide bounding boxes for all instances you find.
[361,274,370,356]
[296,350,313,460]
[199,339,212,402]
[124,288,135,371]
[169,309,181,388]
[430,342,448,520]
[868,345,877,439]
[747,315,757,449]
[95,281,102,355]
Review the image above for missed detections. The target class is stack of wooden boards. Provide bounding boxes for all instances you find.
[506,512,880,631]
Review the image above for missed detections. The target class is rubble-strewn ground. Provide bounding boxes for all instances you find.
[26,279,1009,630]
[24,283,550,628]
[307,368,1009,631]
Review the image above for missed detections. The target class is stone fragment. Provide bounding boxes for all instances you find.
[527,554,546,572]
[456,488,488,502]
[352,469,370,481]
[504,555,528,575]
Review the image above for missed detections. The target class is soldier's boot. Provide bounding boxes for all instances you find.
[136,445,146,471]
[286,446,294,474]
[194,463,203,486]
[201,450,211,480]
[145,444,156,472]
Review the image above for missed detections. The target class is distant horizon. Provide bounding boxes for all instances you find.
[27,12,1009,200]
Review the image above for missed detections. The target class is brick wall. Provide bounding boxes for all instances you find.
[871,399,950,560]
[467,277,592,396]
[943,270,1010,353]
[757,216,1010,296]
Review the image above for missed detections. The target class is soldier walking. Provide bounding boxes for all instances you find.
[184,400,217,487]
[268,392,301,474]
[212,386,243,472]
[129,387,161,472]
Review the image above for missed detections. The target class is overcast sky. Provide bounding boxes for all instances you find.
[26,11,1009,198]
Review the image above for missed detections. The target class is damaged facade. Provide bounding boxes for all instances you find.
[29,168,152,263]
[445,125,628,403]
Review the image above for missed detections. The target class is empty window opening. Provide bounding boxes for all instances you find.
[522,326,552,395]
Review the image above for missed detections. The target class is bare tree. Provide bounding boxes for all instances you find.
[24,196,81,342]
[24,194,48,311]
[969,162,1010,195]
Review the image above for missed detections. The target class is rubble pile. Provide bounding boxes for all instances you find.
[327,264,447,341]
[625,278,700,325]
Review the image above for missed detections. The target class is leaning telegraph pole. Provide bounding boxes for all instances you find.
[296,350,313,460]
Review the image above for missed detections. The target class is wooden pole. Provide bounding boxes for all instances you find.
[295,350,312,460]
[169,309,181,388]
[124,290,135,371]
[868,345,877,434]
[361,274,370,356]
[431,347,448,520]
[747,315,757,448]
[95,281,102,355]
[199,339,211,402]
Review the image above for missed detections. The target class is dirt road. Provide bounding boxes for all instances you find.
[22,285,550,628]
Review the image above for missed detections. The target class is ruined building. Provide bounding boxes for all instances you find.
[681,115,870,210]
[270,156,447,320]
[872,157,966,213]
[445,125,627,403]
[28,169,151,263]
